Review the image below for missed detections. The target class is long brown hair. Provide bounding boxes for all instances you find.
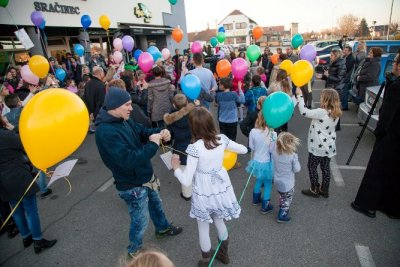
[255,111,267,130]
[188,107,220,149]
[320,88,342,119]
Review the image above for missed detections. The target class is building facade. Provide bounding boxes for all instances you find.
[219,10,257,47]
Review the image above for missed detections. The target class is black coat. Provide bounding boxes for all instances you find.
[0,128,39,202]
[83,76,106,119]
[356,57,381,99]
[344,53,355,83]
[325,58,346,91]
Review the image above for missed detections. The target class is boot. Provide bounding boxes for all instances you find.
[260,200,273,214]
[198,249,214,267]
[252,192,261,205]
[7,220,19,239]
[301,184,320,198]
[33,238,57,254]
[216,237,230,264]
[23,235,33,248]
[319,185,329,198]
[277,209,291,223]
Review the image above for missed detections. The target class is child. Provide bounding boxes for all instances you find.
[256,67,267,88]
[171,107,247,266]
[4,94,22,132]
[246,112,277,213]
[272,132,301,223]
[66,79,78,94]
[295,88,342,198]
[163,94,198,201]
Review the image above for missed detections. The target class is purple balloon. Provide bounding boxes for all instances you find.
[217,50,225,59]
[231,58,248,80]
[31,11,45,27]
[122,36,135,52]
[299,44,317,62]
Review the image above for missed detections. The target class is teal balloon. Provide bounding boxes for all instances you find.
[246,45,261,62]
[181,74,201,100]
[262,92,294,128]
[217,32,226,43]
[0,0,9,8]
[168,0,178,4]
[210,37,218,48]
[291,34,304,49]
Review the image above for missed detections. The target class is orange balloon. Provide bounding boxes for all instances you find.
[271,54,279,65]
[172,27,183,43]
[216,59,231,78]
[252,26,263,40]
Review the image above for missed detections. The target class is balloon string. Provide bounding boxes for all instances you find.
[161,144,187,156]
[5,7,19,30]
[64,177,72,196]
[106,30,112,57]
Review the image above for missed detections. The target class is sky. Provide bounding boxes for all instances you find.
[184,0,400,33]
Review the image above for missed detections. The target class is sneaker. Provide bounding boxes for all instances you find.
[277,210,291,223]
[260,204,273,214]
[155,224,183,239]
[40,188,53,198]
[180,192,191,201]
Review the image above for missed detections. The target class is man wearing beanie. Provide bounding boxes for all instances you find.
[95,87,183,259]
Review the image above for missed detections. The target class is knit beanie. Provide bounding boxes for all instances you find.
[104,87,131,110]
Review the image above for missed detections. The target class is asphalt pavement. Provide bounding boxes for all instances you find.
[1,80,399,267]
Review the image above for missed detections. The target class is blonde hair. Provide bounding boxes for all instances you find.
[256,95,267,110]
[255,111,267,130]
[320,88,342,119]
[108,79,126,90]
[126,249,174,267]
[281,79,292,96]
[104,67,116,82]
[276,132,300,155]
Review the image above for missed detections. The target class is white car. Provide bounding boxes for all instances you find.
[282,39,291,46]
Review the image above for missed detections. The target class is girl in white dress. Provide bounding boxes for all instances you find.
[171,107,247,267]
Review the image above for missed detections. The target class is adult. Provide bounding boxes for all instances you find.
[6,67,20,91]
[89,52,107,73]
[354,41,367,71]
[63,52,76,81]
[323,49,346,98]
[172,49,181,82]
[95,88,182,258]
[351,54,400,219]
[286,47,299,63]
[341,46,355,110]
[0,116,57,253]
[83,66,106,122]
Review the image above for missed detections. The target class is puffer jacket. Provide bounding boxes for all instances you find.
[356,57,381,99]
[147,78,175,122]
[325,58,346,92]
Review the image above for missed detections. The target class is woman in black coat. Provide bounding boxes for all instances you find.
[0,116,57,253]
[324,49,346,96]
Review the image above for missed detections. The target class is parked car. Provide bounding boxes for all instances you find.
[347,40,400,55]
[314,44,342,73]
[237,44,246,52]
[310,40,339,49]
[282,38,291,46]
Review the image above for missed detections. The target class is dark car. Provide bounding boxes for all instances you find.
[238,44,247,52]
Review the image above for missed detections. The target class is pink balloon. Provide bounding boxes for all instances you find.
[231,58,248,80]
[113,38,123,51]
[113,51,123,64]
[21,65,39,85]
[191,41,202,54]
[161,48,171,60]
[138,52,154,73]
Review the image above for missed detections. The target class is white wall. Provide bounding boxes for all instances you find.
[220,14,254,46]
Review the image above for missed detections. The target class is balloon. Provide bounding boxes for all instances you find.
[291,60,314,87]
[21,65,39,85]
[55,68,66,81]
[74,44,85,57]
[291,34,304,49]
[191,41,202,54]
[217,32,226,43]
[168,0,177,4]
[246,45,261,62]
[19,89,89,171]
[252,26,263,40]
[29,55,49,78]
[134,49,143,61]
[223,150,237,171]
[181,74,201,100]
[138,52,154,72]
[81,14,92,30]
[30,11,45,27]
[218,26,225,33]
[231,58,248,80]
[210,37,218,48]
[271,54,279,65]
[99,15,111,31]
[0,0,9,8]
[113,51,123,64]
[172,27,183,43]
[147,46,161,61]
[122,35,135,52]
[217,50,225,59]
[262,92,294,129]
[113,38,123,51]
[299,44,317,62]
[39,19,46,30]
[161,48,171,60]
[216,59,231,78]
[280,59,294,75]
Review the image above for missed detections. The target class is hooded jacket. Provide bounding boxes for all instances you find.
[95,108,161,191]
[147,78,175,122]
[325,57,346,91]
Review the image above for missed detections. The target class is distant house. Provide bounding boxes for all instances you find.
[188,27,216,45]
[372,25,389,38]
[260,26,290,46]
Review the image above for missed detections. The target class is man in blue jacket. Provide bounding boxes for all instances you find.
[95,87,182,259]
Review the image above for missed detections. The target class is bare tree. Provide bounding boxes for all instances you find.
[389,22,399,34]
[337,14,359,36]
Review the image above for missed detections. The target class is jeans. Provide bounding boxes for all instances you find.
[118,187,171,253]
[219,121,238,141]
[341,82,351,109]
[9,194,42,240]
[36,171,48,194]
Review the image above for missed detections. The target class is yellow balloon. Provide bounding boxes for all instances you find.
[19,89,89,171]
[280,59,294,75]
[99,15,111,30]
[291,60,314,87]
[28,55,49,78]
[223,150,237,171]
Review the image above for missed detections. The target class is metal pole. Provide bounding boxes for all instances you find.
[387,0,394,40]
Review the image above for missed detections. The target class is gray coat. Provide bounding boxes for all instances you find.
[147,78,175,122]
[356,57,381,99]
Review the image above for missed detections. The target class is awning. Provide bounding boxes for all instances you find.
[119,23,173,35]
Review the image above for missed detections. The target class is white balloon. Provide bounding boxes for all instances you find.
[113,51,123,64]
[161,48,171,60]
[21,65,39,85]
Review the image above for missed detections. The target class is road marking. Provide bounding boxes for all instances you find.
[341,123,360,127]
[338,165,367,171]
[97,178,114,192]
[330,157,344,186]
[355,243,376,267]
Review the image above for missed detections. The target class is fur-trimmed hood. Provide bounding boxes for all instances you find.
[163,103,195,125]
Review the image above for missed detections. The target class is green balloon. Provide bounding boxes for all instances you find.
[217,32,226,43]
[210,37,218,48]
[246,45,261,62]
[291,34,304,49]
[0,0,9,7]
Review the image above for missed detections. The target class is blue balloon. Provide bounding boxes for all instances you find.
[181,74,201,100]
[81,15,92,30]
[55,68,66,81]
[134,49,143,61]
[218,26,225,33]
[147,46,161,61]
[262,92,294,128]
[39,19,46,30]
[74,44,85,57]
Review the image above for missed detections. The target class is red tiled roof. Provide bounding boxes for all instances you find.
[262,26,285,34]
[188,28,216,42]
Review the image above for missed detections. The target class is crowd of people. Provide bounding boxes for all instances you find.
[0,41,399,266]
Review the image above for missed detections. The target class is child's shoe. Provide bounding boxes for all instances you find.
[277,209,291,223]
[260,200,273,214]
[301,185,320,198]
[252,192,261,205]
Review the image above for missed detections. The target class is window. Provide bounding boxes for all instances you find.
[389,46,400,53]
[223,24,233,30]
[225,37,234,44]
[235,37,246,44]
[235,22,247,29]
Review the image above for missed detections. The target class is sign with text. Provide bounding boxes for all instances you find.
[34,1,80,15]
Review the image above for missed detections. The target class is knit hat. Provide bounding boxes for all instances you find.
[104,87,131,110]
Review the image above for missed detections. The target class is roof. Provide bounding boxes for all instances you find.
[219,9,257,25]
[188,28,216,42]
[262,26,285,34]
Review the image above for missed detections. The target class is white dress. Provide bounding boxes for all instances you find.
[174,134,248,223]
